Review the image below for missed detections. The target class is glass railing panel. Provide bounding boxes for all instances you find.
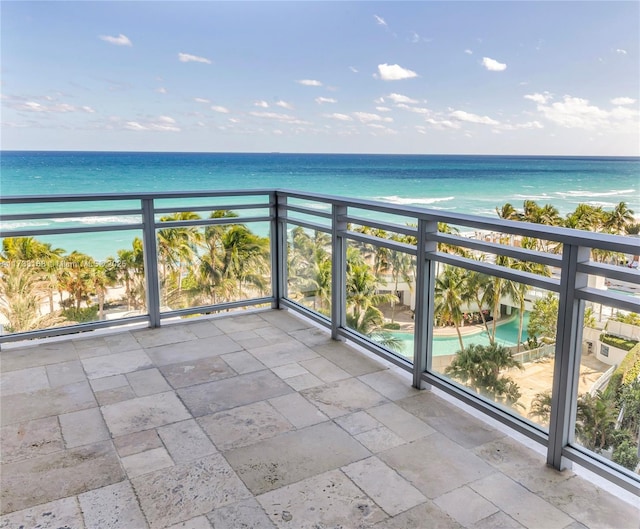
[286,225,332,317]
[575,299,640,476]
[0,230,147,334]
[429,263,558,427]
[157,221,271,312]
[345,239,416,362]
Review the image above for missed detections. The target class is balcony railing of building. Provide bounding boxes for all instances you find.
[1,189,639,495]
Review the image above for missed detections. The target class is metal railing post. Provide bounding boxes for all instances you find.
[412,219,437,388]
[331,204,347,340]
[141,198,161,328]
[271,192,287,308]
[547,244,590,470]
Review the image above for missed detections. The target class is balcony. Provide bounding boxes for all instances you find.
[1,189,639,524]
[1,309,638,528]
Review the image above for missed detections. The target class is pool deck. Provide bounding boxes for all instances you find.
[1,309,637,529]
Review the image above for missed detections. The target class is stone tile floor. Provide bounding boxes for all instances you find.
[0,309,638,529]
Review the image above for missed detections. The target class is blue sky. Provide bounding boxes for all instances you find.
[1,1,638,155]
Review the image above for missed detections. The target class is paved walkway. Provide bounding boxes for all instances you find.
[0,310,637,528]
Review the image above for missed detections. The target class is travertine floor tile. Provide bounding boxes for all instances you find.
[0,342,77,372]
[198,401,293,451]
[183,320,224,339]
[342,456,427,516]
[133,325,197,348]
[313,341,386,376]
[434,486,499,527]
[289,327,334,347]
[299,356,351,383]
[103,331,140,353]
[259,310,311,332]
[0,441,124,515]
[354,425,405,453]
[46,360,86,388]
[335,410,381,435]
[207,498,275,529]
[159,356,236,389]
[126,368,172,396]
[283,372,324,391]
[213,313,271,334]
[469,473,573,529]
[81,350,152,379]
[371,500,463,528]
[268,393,328,429]
[0,416,64,463]
[469,511,525,529]
[224,421,371,495]
[177,370,292,416]
[132,454,251,529]
[101,391,191,437]
[113,429,163,457]
[256,469,387,528]
[358,370,420,401]
[270,362,309,379]
[0,497,84,529]
[166,516,212,529]
[59,407,109,448]
[157,419,217,464]
[121,446,174,478]
[79,480,148,529]
[301,377,388,418]
[0,366,49,396]
[145,336,242,366]
[1,381,96,426]
[247,340,319,368]
[367,402,435,442]
[378,434,495,499]
[220,351,266,374]
[539,474,640,529]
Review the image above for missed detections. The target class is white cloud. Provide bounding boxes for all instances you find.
[464,49,473,55]
[194,98,210,104]
[410,31,420,44]
[616,49,627,55]
[524,92,552,104]
[531,95,611,130]
[611,97,636,105]
[377,63,418,81]
[349,66,359,73]
[276,100,294,109]
[211,105,230,113]
[254,100,270,108]
[374,15,387,26]
[155,87,167,94]
[353,112,393,123]
[249,111,310,125]
[124,116,180,132]
[376,106,392,112]
[324,113,353,121]
[482,57,507,72]
[9,100,95,113]
[99,34,132,46]
[387,93,418,104]
[396,103,430,115]
[178,53,212,64]
[450,110,500,125]
[315,97,337,104]
[425,118,460,130]
[297,79,322,86]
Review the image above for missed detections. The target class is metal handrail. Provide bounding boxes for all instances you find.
[1,188,638,494]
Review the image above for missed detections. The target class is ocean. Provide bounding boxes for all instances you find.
[1,151,639,259]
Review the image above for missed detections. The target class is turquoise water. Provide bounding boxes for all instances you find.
[1,151,638,259]
[392,311,531,357]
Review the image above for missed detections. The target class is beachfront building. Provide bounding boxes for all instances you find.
[1,189,639,527]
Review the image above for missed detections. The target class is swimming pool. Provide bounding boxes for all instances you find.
[390,311,530,357]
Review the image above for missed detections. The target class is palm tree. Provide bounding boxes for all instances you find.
[0,262,65,332]
[434,265,466,351]
[388,237,415,323]
[57,251,95,310]
[116,238,145,310]
[529,390,552,426]
[604,202,634,235]
[576,391,618,452]
[157,212,203,304]
[496,202,519,221]
[444,342,523,406]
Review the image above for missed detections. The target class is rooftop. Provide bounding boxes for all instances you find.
[1,310,637,529]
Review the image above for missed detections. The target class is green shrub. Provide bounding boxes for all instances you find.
[61,305,99,323]
[383,322,401,330]
[599,333,638,352]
